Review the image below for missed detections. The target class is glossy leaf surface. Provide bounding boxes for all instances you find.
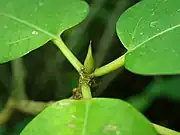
[117,0,180,74]
[21,98,157,135]
[0,0,88,63]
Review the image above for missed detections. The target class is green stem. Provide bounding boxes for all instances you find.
[91,54,125,77]
[81,84,92,99]
[153,123,180,135]
[11,58,27,100]
[52,38,83,72]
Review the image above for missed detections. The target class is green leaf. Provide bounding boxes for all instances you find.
[144,76,180,101]
[0,0,88,63]
[21,98,157,135]
[116,0,180,75]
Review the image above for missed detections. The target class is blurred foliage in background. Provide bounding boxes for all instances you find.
[0,0,180,134]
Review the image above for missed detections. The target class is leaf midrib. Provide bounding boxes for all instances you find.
[128,22,180,53]
[82,101,91,135]
[0,12,59,41]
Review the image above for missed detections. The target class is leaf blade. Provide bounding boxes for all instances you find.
[116,0,180,74]
[21,98,157,135]
[0,0,88,63]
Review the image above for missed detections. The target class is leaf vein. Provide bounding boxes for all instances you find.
[8,36,33,45]
[82,101,91,135]
[0,12,58,40]
[129,17,143,46]
[129,22,180,52]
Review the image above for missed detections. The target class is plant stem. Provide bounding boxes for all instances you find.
[91,54,125,77]
[52,38,83,72]
[153,123,180,135]
[81,84,92,99]
[11,58,27,100]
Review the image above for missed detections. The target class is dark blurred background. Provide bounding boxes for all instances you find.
[0,0,180,134]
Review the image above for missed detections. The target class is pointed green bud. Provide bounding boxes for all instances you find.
[84,41,95,73]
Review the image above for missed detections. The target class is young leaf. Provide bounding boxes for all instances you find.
[84,41,95,73]
[116,0,180,75]
[0,0,88,63]
[20,98,157,135]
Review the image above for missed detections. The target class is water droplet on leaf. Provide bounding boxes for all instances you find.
[68,123,76,128]
[4,25,8,29]
[32,31,39,35]
[150,21,158,28]
[39,2,44,6]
